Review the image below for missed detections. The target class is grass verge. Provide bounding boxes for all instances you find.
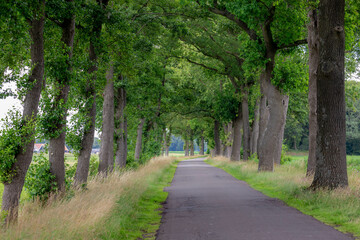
[0,156,180,239]
[206,157,360,239]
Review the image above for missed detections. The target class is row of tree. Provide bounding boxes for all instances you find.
[0,0,359,226]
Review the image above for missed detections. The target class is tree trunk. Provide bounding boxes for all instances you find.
[165,128,171,156]
[190,140,194,156]
[307,6,319,176]
[257,95,269,158]
[242,91,251,161]
[74,0,109,186]
[227,122,233,158]
[184,140,189,156]
[250,99,260,155]
[223,122,232,158]
[259,52,289,171]
[74,90,96,186]
[98,65,115,174]
[200,135,205,155]
[231,102,243,161]
[162,129,167,156]
[214,120,221,156]
[134,118,145,161]
[49,9,75,191]
[311,0,348,189]
[115,86,127,168]
[1,5,45,224]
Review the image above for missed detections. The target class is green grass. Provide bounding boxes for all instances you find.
[94,160,178,239]
[207,157,360,239]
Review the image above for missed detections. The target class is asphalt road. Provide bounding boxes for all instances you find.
[156,158,354,240]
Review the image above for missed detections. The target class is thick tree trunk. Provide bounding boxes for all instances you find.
[257,95,269,157]
[242,91,251,161]
[1,6,45,224]
[311,0,348,189]
[250,99,260,155]
[214,120,221,156]
[190,140,194,156]
[134,118,145,161]
[115,86,127,168]
[258,73,289,170]
[200,135,205,155]
[74,44,100,186]
[74,90,96,186]
[48,3,75,192]
[307,7,319,176]
[223,122,232,158]
[231,102,243,161]
[184,140,189,156]
[98,66,115,174]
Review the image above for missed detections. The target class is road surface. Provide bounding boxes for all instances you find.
[156,158,354,240]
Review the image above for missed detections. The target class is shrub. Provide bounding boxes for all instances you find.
[24,153,57,201]
[280,144,292,164]
[0,110,36,183]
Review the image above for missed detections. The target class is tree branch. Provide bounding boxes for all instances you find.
[200,1,261,43]
[277,39,308,49]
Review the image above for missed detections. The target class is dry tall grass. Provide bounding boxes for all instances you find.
[0,156,177,240]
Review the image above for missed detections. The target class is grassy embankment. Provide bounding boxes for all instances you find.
[0,155,198,239]
[207,152,360,239]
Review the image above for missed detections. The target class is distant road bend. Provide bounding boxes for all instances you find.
[156,158,354,240]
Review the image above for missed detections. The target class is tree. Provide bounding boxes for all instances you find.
[310,0,348,189]
[1,0,45,224]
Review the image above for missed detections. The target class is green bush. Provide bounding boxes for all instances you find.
[280,144,292,164]
[24,153,57,201]
[0,110,36,183]
[88,154,99,177]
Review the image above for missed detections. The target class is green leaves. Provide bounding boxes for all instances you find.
[24,152,58,201]
[0,109,36,183]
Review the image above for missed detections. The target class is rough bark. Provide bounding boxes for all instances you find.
[311,0,348,189]
[1,5,45,224]
[231,102,243,161]
[134,118,145,161]
[307,7,319,176]
[258,76,289,170]
[190,140,194,156]
[184,140,189,156]
[258,32,289,170]
[115,86,127,168]
[250,99,260,155]
[200,135,205,155]
[98,65,115,174]
[74,89,96,186]
[223,122,232,158]
[214,120,221,157]
[257,95,269,157]
[242,91,251,161]
[48,2,75,192]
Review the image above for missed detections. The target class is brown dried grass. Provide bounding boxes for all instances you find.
[0,156,177,240]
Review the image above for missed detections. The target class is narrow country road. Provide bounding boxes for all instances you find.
[156,158,354,240]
